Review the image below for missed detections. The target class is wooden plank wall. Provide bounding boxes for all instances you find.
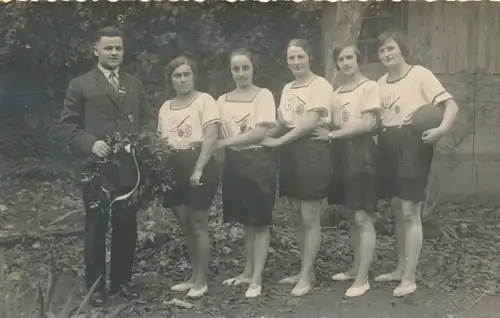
[407,1,500,75]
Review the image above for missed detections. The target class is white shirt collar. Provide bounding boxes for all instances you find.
[98,64,119,80]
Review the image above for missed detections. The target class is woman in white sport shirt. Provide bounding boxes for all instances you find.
[375,30,459,297]
[261,39,333,296]
[157,55,220,299]
[312,43,379,298]
[216,48,277,298]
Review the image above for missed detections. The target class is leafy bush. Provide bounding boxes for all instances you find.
[0,1,322,175]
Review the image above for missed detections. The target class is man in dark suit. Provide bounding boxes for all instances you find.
[59,26,157,306]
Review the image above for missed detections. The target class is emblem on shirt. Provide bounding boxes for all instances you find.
[341,109,349,123]
[382,93,400,111]
[285,95,306,115]
[183,125,193,137]
[381,93,402,122]
[339,102,350,123]
[236,114,250,134]
[240,124,248,133]
[176,125,192,138]
[296,104,304,115]
[166,116,182,132]
[225,114,237,128]
[167,115,192,138]
[239,123,253,134]
[285,97,294,111]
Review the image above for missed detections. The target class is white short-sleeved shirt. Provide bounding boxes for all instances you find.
[157,93,220,149]
[218,88,276,150]
[331,79,380,129]
[377,65,453,127]
[278,76,333,128]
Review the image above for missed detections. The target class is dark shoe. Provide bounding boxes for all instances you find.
[89,292,105,307]
[110,284,140,300]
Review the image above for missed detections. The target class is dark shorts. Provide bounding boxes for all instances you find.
[328,133,378,212]
[222,147,277,226]
[377,125,434,202]
[161,146,219,210]
[279,135,332,201]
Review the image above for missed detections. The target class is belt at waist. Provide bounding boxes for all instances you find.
[170,143,202,153]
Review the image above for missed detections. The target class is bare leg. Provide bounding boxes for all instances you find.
[393,200,422,297]
[375,198,405,282]
[185,208,211,298]
[223,226,253,286]
[245,225,270,298]
[345,210,376,297]
[279,198,303,285]
[332,213,359,281]
[291,199,322,296]
[171,205,196,291]
[242,226,255,279]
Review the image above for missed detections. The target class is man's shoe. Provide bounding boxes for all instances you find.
[89,292,105,307]
[110,284,140,300]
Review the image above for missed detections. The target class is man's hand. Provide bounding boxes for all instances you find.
[91,140,111,158]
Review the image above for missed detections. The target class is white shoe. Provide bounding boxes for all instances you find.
[332,272,356,281]
[393,282,417,297]
[245,284,262,298]
[279,275,300,285]
[374,272,403,283]
[186,285,208,298]
[290,282,312,297]
[222,275,251,286]
[345,283,370,298]
[171,282,193,292]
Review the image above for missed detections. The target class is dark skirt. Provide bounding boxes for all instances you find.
[328,133,378,212]
[161,146,219,210]
[279,134,332,201]
[377,125,434,202]
[222,147,277,226]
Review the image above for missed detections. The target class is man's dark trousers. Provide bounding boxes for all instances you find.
[82,181,139,294]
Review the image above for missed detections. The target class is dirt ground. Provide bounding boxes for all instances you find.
[6,270,500,318]
[1,176,500,318]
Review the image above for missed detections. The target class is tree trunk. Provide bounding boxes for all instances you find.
[320,1,371,226]
[322,1,371,87]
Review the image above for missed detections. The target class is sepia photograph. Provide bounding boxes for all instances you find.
[0,0,499,317]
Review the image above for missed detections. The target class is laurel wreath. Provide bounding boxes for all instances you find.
[80,132,175,209]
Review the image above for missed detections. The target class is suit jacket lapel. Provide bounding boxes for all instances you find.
[93,68,119,108]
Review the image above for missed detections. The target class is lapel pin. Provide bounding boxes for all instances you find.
[128,114,134,123]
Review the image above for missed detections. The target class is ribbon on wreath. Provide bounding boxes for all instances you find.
[101,143,142,209]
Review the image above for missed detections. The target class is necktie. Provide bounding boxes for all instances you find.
[109,71,120,94]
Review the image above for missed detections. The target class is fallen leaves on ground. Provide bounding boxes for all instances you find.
[1,174,500,317]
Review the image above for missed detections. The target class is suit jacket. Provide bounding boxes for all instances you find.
[59,66,157,188]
